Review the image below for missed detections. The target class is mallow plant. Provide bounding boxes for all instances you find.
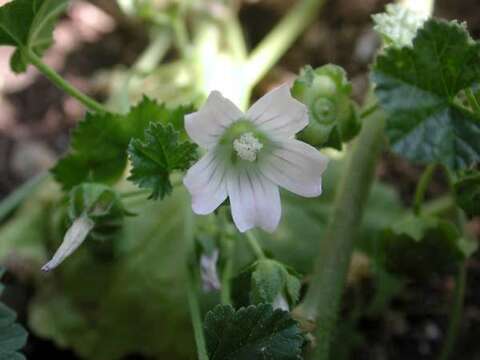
[0,0,479,359]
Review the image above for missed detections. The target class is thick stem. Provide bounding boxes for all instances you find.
[24,50,108,113]
[244,0,326,87]
[438,262,467,360]
[296,109,386,359]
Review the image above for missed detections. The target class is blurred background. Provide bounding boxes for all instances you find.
[1,0,480,359]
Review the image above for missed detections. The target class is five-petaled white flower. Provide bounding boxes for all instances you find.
[183,84,329,233]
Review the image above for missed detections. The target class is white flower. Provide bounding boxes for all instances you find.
[183,84,329,233]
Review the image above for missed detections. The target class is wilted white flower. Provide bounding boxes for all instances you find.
[183,84,329,233]
[41,214,94,272]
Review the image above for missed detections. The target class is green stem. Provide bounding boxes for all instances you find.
[219,208,234,305]
[186,270,210,360]
[224,13,247,61]
[220,238,234,305]
[414,163,437,214]
[24,49,107,113]
[185,208,209,360]
[120,189,151,199]
[296,108,386,360]
[465,88,480,115]
[0,172,49,222]
[244,0,326,87]
[438,261,467,360]
[245,231,266,259]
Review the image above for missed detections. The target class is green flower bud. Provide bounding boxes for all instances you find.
[292,64,361,149]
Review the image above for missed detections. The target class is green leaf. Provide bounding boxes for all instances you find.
[292,64,360,149]
[128,122,197,200]
[52,112,128,189]
[454,170,480,218]
[372,19,480,170]
[204,304,303,360]
[27,189,196,360]
[0,0,69,73]
[382,213,469,278]
[0,269,28,359]
[52,97,193,190]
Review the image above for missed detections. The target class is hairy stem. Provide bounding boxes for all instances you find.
[244,0,326,87]
[296,109,386,360]
[24,49,108,113]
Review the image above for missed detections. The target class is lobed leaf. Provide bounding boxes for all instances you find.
[0,0,69,73]
[372,19,480,170]
[0,268,28,359]
[52,97,194,191]
[128,122,197,200]
[204,304,304,360]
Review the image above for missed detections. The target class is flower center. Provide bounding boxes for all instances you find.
[233,132,263,162]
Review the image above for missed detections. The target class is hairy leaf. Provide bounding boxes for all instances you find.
[0,0,69,73]
[204,304,303,360]
[0,268,28,359]
[128,123,197,199]
[372,19,480,170]
[52,97,193,190]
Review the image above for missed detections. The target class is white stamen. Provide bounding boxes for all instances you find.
[233,132,263,162]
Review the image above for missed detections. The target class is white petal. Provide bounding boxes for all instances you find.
[260,139,329,197]
[183,152,228,215]
[42,215,94,272]
[227,167,281,233]
[246,84,308,139]
[185,91,244,148]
